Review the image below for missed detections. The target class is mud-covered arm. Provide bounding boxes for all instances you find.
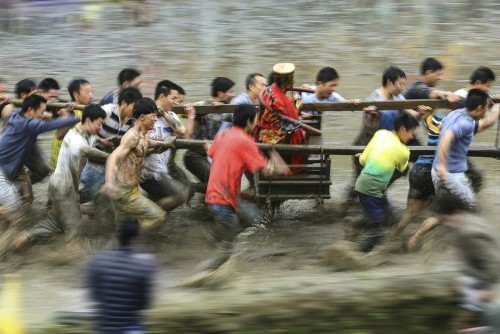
[80,146,109,163]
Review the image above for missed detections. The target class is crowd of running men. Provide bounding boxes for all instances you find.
[1,59,500,330]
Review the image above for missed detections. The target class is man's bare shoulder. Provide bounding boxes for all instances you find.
[122,130,141,148]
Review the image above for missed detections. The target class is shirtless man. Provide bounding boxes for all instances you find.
[101,98,175,232]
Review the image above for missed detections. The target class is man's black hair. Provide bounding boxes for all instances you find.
[117,68,141,87]
[233,103,258,128]
[316,67,339,83]
[245,73,264,91]
[118,87,142,106]
[465,88,490,111]
[154,80,172,101]
[211,77,235,97]
[133,97,157,119]
[15,79,37,98]
[420,57,443,75]
[68,79,90,102]
[469,66,495,85]
[82,104,106,123]
[382,66,406,87]
[394,111,419,131]
[21,94,47,114]
[37,78,60,92]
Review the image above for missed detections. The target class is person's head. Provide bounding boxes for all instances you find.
[315,67,340,99]
[118,87,142,118]
[15,79,37,99]
[245,73,267,99]
[469,66,495,92]
[117,68,142,89]
[68,79,93,104]
[37,78,60,101]
[382,66,407,96]
[233,103,258,133]
[272,63,295,92]
[154,81,175,110]
[154,80,185,105]
[81,104,106,135]
[394,111,419,144]
[119,217,140,247]
[21,94,47,118]
[133,97,158,129]
[465,88,491,120]
[211,77,235,103]
[420,57,444,87]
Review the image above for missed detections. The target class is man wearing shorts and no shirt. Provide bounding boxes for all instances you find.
[101,98,175,232]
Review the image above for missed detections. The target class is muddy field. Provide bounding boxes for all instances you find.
[1,152,498,333]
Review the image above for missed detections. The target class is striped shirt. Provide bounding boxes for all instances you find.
[87,103,134,169]
[86,247,157,333]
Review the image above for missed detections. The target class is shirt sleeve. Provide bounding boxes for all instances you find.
[240,137,268,173]
[404,83,431,99]
[28,116,80,134]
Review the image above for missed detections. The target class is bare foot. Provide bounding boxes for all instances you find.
[12,232,29,249]
[407,235,418,251]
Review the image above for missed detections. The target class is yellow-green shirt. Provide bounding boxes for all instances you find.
[50,110,83,171]
[355,129,409,198]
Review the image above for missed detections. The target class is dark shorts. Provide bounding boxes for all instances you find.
[408,163,435,200]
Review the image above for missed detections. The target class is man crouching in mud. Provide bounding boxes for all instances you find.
[101,98,175,233]
[431,194,500,334]
[201,104,290,271]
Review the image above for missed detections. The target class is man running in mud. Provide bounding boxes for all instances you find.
[79,87,142,205]
[431,193,500,334]
[404,57,460,103]
[342,66,431,212]
[13,104,108,247]
[398,90,500,249]
[201,103,290,271]
[101,98,175,232]
[183,76,235,193]
[0,94,79,215]
[140,81,195,212]
[50,78,94,171]
[391,68,497,248]
[355,111,419,252]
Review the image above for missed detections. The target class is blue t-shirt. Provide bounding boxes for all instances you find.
[98,90,117,106]
[231,92,252,105]
[432,108,477,173]
[301,85,344,115]
[365,88,405,131]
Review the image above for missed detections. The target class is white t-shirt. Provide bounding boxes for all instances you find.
[141,112,179,181]
[50,127,96,193]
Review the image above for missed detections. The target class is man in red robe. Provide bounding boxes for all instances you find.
[257,63,305,167]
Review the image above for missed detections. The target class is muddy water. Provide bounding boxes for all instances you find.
[1,0,500,331]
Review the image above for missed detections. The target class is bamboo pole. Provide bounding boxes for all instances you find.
[11,98,500,115]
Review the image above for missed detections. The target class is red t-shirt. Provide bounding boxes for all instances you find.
[206,127,268,211]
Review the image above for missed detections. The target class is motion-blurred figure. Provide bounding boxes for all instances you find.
[86,218,157,334]
[432,194,500,333]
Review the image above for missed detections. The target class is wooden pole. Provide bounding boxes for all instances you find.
[173,139,500,159]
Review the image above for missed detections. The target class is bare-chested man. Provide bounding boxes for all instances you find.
[101,98,175,232]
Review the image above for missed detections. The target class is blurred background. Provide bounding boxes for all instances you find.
[1,0,500,101]
[2,1,500,332]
